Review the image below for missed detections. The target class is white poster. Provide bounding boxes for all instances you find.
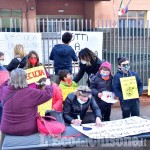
[71,116,150,139]
[61,31,103,60]
[0,32,42,65]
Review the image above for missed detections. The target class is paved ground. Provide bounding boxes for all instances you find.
[111,105,150,121]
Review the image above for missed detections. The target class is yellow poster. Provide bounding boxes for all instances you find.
[148,79,150,96]
[60,87,77,101]
[38,99,52,116]
[26,66,47,84]
[120,76,139,100]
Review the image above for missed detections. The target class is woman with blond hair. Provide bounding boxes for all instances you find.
[7,44,27,71]
[63,85,102,126]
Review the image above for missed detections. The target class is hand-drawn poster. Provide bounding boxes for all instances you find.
[120,76,139,100]
[61,31,103,60]
[71,116,150,139]
[26,66,47,84]
[38,99,52,116]
[101,91,118,103]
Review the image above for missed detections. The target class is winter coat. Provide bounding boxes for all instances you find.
[73,56,102,85]
[63,92,102,124]
[0,83,53,135]
[52,83,63,112]
[113,70,143,102]
[7,56,27,72]
[49,44,78,75]
[90,73,113,103]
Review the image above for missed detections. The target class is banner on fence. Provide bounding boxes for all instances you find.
[0,71,9,86]
[26,66,47,84]
[120,76,139,100]
[71,116,150,139]
[0,32,42,65]
[61,31,103,60]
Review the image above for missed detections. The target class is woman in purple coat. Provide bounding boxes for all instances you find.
[0,68,53,135]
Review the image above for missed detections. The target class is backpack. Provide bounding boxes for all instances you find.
[37,115,66,137]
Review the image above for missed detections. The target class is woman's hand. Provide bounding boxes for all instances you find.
[95,117,103,127]
[71,119,82,126]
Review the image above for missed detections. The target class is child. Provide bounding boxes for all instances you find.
[113,57,143,119]
[90,61,113,121]
[37,78,63,113]
[58,69,78,100]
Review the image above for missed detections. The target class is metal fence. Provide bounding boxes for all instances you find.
[38,19,150,87]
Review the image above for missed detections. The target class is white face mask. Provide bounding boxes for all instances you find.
[77,98,86,105]
[81,60,87,65]
[0,61,5,66]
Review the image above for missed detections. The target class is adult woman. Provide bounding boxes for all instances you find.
[7,44,27,71]
[26,50,50,88]
[0,68,53,135]
[73,48,102,86]
[63,85,102,126]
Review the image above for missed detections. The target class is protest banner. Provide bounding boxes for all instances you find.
[71,116,150,139]
[38,99,52,116]
[60,87,77,101]
[0,71,9,86]
[0,32,42,65]
[148,79,150,95]
[26,66,47,84]
[120,76,139,100]
[61,31,103,60]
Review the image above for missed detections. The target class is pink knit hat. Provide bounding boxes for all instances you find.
[99,61,112,74]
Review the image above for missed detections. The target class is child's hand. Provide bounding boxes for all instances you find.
[98,92,102,98]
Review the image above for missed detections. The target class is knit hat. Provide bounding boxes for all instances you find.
[99,61,112,72]
[118,57,128,65]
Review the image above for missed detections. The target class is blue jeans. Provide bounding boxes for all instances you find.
[120,100,140,119]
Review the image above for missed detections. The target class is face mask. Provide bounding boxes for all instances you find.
[77,98,86,105]
[0,61,4,66]
[81,60,87,65]
[121,64,130,72]
[101,73,109,78]
[29,58,37,66]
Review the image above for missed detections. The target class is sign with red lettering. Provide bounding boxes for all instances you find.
[26,66,47,84]
[0,71,9,86]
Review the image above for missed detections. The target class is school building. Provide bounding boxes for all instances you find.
[0,0,150,32]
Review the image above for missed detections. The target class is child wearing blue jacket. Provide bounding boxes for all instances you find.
[113,57,143,119]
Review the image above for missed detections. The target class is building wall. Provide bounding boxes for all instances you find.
[0,0,36,32]
[36,0,84,16]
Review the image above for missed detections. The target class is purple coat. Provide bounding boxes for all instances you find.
[0,84,53,135]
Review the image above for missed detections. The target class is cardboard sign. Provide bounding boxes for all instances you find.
[38,99,52,116]
[148,79,150,95]
[120,76,139,100]
[0,71,9,86]
[26,66,47,84]
[60,87,77,101]
[71,116,150,139]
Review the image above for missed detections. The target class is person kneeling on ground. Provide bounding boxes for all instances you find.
[63,85,102,126]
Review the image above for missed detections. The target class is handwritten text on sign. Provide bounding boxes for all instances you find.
[26,66,47,84]
[71,116,150,139]
[61,31,103,60]
[120,76,139,100]
[0,32,42,65]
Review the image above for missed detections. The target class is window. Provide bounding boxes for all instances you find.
[0,9,22,32]
[119,11,145,36]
